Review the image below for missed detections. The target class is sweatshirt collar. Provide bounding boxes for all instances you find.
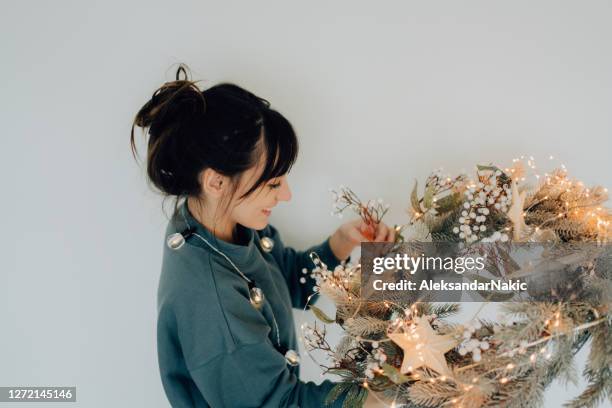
[175,200,258,263]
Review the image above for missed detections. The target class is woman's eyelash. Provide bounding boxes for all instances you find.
[268,182,281,189]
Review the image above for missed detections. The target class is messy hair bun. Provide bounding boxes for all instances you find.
[130,64,299,213]
[132,66,204,131]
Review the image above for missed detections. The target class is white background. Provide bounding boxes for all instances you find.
[2,1,611,407]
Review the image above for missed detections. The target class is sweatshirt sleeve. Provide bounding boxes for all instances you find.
[262,224,349,310]
[166,260,351,408]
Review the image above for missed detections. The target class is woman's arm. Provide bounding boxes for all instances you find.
[260,224,346,310]
[261,221,396,309]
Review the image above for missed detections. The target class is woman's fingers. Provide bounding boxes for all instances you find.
[344,220,366,243]
[374,223,389,242]
[387,226,396,242]
[348,227,364,243]
[343,220,395,243]
[373,223,396,243]
[374,225,385,241]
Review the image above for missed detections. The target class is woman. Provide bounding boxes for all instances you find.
[131,65,393,407]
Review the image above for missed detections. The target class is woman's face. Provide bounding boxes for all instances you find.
[228,159,293,231]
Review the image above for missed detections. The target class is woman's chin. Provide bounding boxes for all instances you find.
[244,218,269,231]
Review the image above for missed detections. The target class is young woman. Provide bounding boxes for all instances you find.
[131,65,393,407]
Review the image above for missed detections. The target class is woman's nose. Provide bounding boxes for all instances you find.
[278,180,292,202]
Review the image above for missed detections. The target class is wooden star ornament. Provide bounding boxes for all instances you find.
[387,316,459,377]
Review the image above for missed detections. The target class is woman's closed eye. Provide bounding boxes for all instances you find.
[268,181,281,189]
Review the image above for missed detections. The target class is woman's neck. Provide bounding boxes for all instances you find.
[186,197,238,244]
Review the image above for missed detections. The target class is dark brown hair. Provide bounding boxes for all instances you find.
[131,64,299,215]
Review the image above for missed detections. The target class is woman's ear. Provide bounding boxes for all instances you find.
[200,168,228,198]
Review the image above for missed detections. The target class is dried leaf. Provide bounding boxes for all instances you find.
[309,304,335,324]
[411,180,422,214]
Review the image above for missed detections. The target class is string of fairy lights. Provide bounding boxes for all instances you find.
[296,156,609,407]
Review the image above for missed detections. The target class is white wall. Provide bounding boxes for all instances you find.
[2,1,611,407]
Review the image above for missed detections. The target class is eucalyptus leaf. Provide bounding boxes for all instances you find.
[309,305,336,324]
[476,164,500,172]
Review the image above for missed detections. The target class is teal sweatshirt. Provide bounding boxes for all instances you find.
[156,201,351,407]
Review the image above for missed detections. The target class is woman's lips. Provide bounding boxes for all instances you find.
[262,208,272,216]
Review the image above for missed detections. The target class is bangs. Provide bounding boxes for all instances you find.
[239,108,299,199]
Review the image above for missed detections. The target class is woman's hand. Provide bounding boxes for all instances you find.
[329,219,395,261]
